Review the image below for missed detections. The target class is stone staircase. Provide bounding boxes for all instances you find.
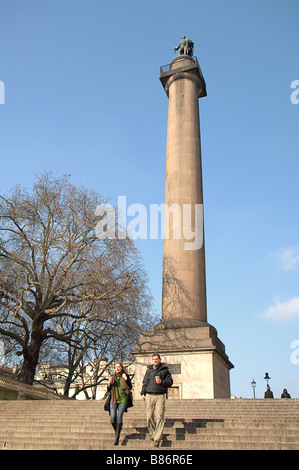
[0,399,299,450]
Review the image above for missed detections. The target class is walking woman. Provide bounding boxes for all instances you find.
[107,362,133,445]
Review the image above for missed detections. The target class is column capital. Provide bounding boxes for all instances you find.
[159,55,207,98]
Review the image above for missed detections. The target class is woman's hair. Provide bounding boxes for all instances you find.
[114,361,127,374]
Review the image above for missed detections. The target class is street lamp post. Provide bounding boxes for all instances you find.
[251,378,256,399]
[264,372,271,386]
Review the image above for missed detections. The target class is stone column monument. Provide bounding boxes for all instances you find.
[132,38,233,399]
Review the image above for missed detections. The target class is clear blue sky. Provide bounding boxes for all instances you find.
[1,0,299,398]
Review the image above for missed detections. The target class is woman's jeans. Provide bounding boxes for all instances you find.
[110,403,127,424]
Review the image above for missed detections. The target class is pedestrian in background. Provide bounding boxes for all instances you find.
[264,385,274,398]
[281,388,291,398]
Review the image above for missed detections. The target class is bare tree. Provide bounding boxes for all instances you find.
[40,293,154,398]
[0,172,153,385]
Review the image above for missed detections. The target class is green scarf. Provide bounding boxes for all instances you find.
[110,373,130,405]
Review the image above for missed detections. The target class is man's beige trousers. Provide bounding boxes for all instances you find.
[146,394,166,442]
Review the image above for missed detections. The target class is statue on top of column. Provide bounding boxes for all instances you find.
[174,35,194,57]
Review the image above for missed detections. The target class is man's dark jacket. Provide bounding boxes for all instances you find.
[141,362,173,396]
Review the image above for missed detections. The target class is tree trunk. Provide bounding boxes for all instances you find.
[18,318,44,385]
[63,375,72,397]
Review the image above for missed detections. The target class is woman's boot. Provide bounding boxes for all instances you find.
[114,422,122,445]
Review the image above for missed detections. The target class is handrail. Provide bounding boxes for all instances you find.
[160,56,199,74]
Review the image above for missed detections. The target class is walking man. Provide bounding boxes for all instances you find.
[141,353,173,448]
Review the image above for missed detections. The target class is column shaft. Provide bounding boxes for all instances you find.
[161,56,207,323]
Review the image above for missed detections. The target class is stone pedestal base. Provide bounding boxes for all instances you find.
[132,319,233,400]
